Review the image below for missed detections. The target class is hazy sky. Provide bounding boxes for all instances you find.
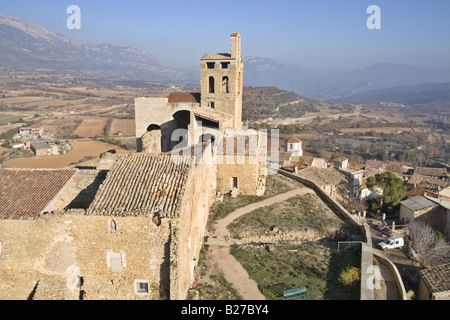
[1,0,450,72]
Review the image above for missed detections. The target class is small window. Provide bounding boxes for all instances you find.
[232,177,238,188]
[222,76,229,93]
[134,280,150,295]
[210,102,215,109]
[208,76,215,93]
[221,62,230,69]
[109,219,117,231]
[207,62,215,69]
[108,252,124,273]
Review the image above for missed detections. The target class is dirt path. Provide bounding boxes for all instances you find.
[208,185,315,300]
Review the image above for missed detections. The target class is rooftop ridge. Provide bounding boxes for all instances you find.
[86,153,191,217]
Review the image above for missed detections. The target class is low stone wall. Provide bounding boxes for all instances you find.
[373,252,407,300]
[278,169,374,300]
[278,170,364,232]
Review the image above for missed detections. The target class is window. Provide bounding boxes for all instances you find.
[208,76,215,93]
[222,76,229,93]
[221,62,230,69]
[232,177,238,188]
[107,251,125,273]
[109,219,117,231]
[207,62,215,69]
[134,280,150,295]
[210,102,215,109]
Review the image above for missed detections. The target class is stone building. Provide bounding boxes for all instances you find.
[0,147,216,300]
[0,32,268,300]
[135,32,267,198]
[135,32,244,154]
[284,136,303,158]
[418,263,450,300]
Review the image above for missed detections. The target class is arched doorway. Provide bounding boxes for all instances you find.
[171,110,191,150]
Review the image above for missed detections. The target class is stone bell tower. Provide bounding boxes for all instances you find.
[200,32,243,129]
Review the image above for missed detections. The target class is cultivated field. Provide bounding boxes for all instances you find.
[109,119,135,136]
[2,140,132,169]
[73,118,108,138]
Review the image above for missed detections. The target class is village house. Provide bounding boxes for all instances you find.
[399,195,448,237]
[414,167,448,181]
[418,263,450,300]
[19,126,43,138]
[30,141,57,157]
[284,136,303,158]
[334,157,364,200]
[0,147,216,300]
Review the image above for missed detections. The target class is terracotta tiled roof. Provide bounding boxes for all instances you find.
[407,188,438,199]
[407,174,450,191]
[0,169,76,220]
[415,167,447,177]
[286,136,302,144]
[86,153,191,218]
[419,263,450,294]
[168,92,200,104]
[365,160,386,169]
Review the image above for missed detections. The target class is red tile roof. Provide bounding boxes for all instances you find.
[286,136,302,144]
[168,92,201,104]
[0,169,76,220]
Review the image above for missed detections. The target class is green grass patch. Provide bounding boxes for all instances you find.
[230,245,360,300]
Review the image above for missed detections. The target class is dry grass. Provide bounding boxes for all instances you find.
[2,140,132,169]
[73,118,108,138]
[109,119,135,136]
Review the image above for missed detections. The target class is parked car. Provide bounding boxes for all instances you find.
[377,236,404,251]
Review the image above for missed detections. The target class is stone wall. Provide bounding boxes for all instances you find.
[170,143,216,300]
[0,213,171,300]
[278,169,377,300]
[216,155,260,195]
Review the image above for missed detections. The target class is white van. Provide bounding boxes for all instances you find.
[377,236,404,251]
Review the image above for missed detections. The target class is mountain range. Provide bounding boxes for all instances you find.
[2,14,450,101]
[0,14,195,83]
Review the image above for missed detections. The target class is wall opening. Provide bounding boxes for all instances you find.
[134,280,150,295]
[222,76,229,93]
[172,110,191,149]
[207,62,215,69]
[232,177,238,188]
[221,62,230,69]
[153,210,161,227]
[209,76,215,93]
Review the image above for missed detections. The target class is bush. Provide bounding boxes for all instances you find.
[338,266,360,287]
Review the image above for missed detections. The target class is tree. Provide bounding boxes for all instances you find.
[409,221,450,268]
[366,172,407,212]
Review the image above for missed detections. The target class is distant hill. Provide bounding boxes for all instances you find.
[242,86,318,121]
[243,57,450,100]
[3,14,450,102]
[336,82,450,113]
[0,14,196,83]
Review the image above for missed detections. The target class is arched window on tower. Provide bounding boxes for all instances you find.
[222,76,229,93]
[209,76,215,93]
